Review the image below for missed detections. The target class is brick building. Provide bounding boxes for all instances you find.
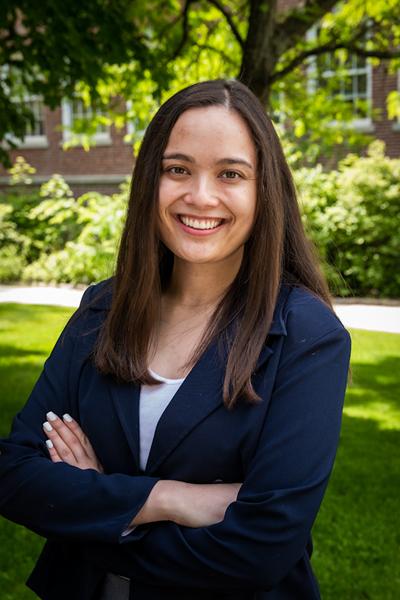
[0,99,134,196]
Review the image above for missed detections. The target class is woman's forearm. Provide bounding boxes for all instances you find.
[129,480,187,526]
[130,480,242,528]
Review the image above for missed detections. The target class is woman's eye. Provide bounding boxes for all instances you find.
[221,170,241,180]
[166,166,187,175]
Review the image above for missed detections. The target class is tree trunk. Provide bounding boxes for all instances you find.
[239,0,279,108]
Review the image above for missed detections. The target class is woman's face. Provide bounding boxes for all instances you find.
[158,106,257,266]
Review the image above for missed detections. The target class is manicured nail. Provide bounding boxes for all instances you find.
[46,440,53,449]
[63,414,73,423]
[43,421,52,432]
[46,411,57,421]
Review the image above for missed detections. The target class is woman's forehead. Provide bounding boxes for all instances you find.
[165,106,257,164]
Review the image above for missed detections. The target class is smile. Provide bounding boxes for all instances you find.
[177,215,225,230]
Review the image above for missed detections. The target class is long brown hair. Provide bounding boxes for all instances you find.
[93,79,335,409]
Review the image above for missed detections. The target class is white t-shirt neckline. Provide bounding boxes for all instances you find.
[148,367,186,385]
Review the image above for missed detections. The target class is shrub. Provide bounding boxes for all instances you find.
[296,141,400,297]
[22,183,128,284]
[0,204,29,282]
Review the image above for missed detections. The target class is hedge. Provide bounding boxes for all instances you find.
[0,142,399,298]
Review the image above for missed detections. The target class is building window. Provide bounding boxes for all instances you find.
[316,53,372,125]
[307,27,373,132]
[124,100,147,143]
[61,98,111,145]
[6,95,48,149]
[24,96,46,136]
[392,70,400,132]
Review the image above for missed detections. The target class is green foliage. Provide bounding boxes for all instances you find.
[296,141,400,297]
[8,156,37,186]
[0,157,129,284]
[25,175,81,260]
[0,204,28,281]
[0,0,167,166]
[21,182,128,284]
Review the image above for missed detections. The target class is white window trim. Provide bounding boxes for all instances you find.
[17,134,49,149]
[5,94,49,149]
[123,100,147,144]
[125,100,135,139]
[392,70,400,132]
[306,27,374,132]
[61,99,112,146]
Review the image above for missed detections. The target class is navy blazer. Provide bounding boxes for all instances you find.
[0,278,351,600]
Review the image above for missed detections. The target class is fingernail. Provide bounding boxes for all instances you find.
[46,411,57,421]
[63,414,73,423]
[43,421,53,432]
[46,440,53,449]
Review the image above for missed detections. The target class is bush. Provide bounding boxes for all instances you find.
[296,141,400,298]
[1,150,399,297]
[22,184,128,284]
[0,204,29,282]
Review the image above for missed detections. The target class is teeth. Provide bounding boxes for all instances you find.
[180,216,223,230]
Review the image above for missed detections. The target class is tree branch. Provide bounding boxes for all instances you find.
[271,42,342,82]
[348,46,400,59]
[274,0,339,54]
[171,0,193,60]
[271,17,397,82]
[194,43,238,67]
[272,40,400,83]
[206,0,244,49]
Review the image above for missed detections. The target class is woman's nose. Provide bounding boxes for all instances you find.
[184,176,219,207]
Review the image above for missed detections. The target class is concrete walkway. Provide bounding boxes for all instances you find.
[0,284,399,334]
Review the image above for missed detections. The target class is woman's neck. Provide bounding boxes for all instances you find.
[165,252,243,308]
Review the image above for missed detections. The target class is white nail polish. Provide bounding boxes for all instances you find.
[63,414,73,423]
[46,411,57,421]
[43,421,53,432]
[46,440,54,449]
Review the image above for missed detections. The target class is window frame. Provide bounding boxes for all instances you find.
[5,94,49,149]
[61,98,112,146]
[306,27,374,133]
[392,69,400,132]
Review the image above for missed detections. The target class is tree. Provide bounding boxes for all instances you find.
[1,0,400,166]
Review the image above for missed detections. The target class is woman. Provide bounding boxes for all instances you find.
[0,79,351,599]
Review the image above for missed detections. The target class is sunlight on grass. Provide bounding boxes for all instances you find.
[344,401,400,430]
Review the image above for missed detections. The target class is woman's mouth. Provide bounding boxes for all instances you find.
[177,215,226,231]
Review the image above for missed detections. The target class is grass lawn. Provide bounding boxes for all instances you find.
[0,303,399,599]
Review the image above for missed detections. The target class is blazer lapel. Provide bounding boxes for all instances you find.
[144,341,225,475]
[107,379,142,473]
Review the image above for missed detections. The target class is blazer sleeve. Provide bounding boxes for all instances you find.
[84,323,351,590]
[0,285,160,544]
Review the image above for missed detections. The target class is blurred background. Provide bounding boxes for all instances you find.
[0,0,399,598]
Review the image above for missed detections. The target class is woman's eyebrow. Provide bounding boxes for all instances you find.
[162,153,254,170]
[216,157,254,170]
[162,153,194,162]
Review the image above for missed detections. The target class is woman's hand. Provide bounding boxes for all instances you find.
[42,411,104,473]
[133,480,243,528]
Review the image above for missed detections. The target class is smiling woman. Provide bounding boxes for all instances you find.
[0,80,351,600]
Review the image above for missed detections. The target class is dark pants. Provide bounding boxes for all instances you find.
[99,572,130,600]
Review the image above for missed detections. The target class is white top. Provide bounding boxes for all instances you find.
[139,368,186,471]
[121,368,186,537]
